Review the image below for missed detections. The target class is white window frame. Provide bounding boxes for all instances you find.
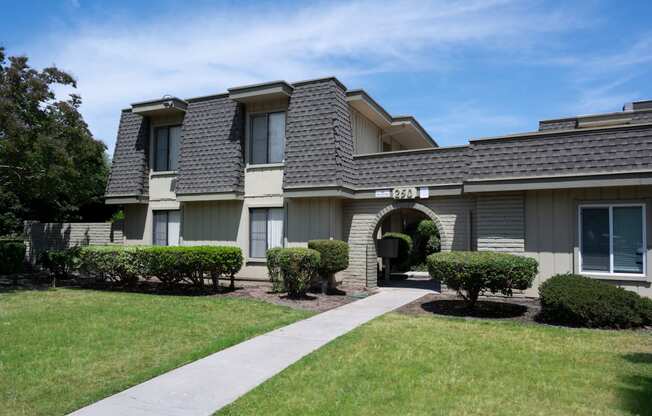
[249,207,284,259]
[578,203,646,277]
[152,210,181,246]
[248,111,286,165]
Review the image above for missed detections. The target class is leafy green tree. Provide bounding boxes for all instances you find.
[0,47,110,235]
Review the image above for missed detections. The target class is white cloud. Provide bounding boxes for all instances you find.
[26,0,583,151]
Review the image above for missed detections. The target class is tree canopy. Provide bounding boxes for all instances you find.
[0,47,111,235]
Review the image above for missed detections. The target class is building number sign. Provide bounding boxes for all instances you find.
[392,187,417,200]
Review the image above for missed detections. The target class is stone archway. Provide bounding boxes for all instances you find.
[364,201,448,287]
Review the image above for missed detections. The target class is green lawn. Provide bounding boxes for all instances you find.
[0,288,312,416]
[219,313,652,416]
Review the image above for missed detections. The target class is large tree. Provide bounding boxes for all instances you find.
[0,47,110,235]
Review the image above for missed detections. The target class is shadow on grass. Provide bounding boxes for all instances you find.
[420,299,529,319]
[0,274,240,297]
[617,353,652,415]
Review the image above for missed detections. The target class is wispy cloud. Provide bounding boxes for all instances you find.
[422,102,529,145]
[22,0,583,151]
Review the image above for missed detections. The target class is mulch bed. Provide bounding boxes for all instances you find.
[397,292,541,324]
[224,281,373,313]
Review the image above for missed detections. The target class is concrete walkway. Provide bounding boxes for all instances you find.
[69,287,432,416]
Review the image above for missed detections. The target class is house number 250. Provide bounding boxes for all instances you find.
[392,187,417,200]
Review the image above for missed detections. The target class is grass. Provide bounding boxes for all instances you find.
[0,288,312,416]
[219,313,652,416]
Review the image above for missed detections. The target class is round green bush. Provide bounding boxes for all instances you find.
[382,232,412,272]
[0,240,26,275]
[539,274,652,329]
[427,251,538,308]
[266,247,284,293]
[277,247,320,298]
[307,239,349,288]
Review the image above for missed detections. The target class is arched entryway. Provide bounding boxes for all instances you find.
[364,201,448,287]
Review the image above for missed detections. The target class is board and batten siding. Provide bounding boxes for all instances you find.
[350,108,382,154]
[476,193,525,253]
[524,186,652,297]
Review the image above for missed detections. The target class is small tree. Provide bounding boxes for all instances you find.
[427,251,537,309]
[308,240,349,293]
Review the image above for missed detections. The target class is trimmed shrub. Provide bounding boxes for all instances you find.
[412,220,440,265]
[382,232,412,272]
[79,245,243,290]
[427,251,538,308]
[79,246,141,285]
[277,248,321,298]
[308,240,349,292]
[266,247,284,293]
[539,274,652,329]
[0,239,26,275]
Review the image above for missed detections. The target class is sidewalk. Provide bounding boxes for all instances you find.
[69,287,433,416]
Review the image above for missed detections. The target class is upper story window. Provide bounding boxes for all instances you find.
[250,112,285,165]
[579,204,646,275]
[154,125,181,171]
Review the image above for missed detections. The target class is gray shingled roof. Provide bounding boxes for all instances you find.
[175,95,245,195]
[468,125,652,180]
[354,147,468,188]
[105,111,149,197]
[283,78,356,189]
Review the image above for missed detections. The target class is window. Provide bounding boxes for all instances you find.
[153,210,181,246]
[154,125,181,171]
[249,112,285,164]
[579,204,646,275]
[249,208,284,258]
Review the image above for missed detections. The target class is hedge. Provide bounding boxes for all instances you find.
[77,245,243,290]
[427,251,538,308]
[277,247,320,298]
[539,274,652,329]
[0,240,26,275]
[382,232,412,272]
[308,240,349,291]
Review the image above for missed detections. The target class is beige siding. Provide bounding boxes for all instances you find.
[351,108,381,154]
[476,193,525,252]
[149,174,177,201]
[286,198,343,246]
[181,200,243,246]
[124,204,150,245]
[244,165,283,198]
[524,186,652,297]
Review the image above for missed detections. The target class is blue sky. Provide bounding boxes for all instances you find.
[3,0,652,153]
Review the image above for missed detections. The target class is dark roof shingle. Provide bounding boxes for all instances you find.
[105,111,149,197]
[175,96,245,195]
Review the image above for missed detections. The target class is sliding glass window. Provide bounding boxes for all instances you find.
[154,125,181,171]
[579,204,645,275]
[249,112,285,165]
[249,208,284,258]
